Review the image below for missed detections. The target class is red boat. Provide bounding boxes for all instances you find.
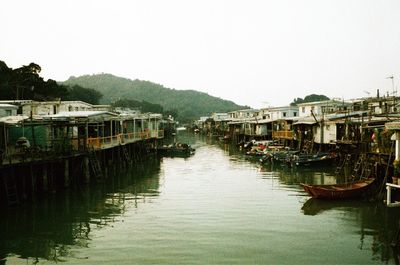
[300,178,376,199]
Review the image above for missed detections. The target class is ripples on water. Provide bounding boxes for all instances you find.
[1,135,400,264]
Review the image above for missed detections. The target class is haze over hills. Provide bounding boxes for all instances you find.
[62,74,247,121]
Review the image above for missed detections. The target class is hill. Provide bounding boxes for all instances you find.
[62,74,247,121]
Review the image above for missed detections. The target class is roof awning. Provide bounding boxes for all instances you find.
[293,120,317,125]
[386,122,400,130]
[0,115,30,124]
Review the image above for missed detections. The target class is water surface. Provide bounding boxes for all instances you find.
[1,135,399,264]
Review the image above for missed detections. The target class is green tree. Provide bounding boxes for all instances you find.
[112,99,164,113]
[290,94,330,106]
[65,85,103,104]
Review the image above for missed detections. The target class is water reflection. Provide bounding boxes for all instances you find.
[2,135,400,264]
[220,141,400,264]
[302,198,400,263]
[0,156,161,264]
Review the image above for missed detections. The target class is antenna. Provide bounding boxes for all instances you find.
[387,75,395,96]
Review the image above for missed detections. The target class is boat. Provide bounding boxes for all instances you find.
[260,149,300,164]
[155,142,195,157]
[300,178,376,199]
[289,152,337,167]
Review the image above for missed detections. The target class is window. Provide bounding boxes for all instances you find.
[283,112,287,117]
[293,112,297,117]
[302,107,305,113]
[5,110,12,116]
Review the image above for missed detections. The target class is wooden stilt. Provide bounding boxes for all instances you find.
[64,159,70,188]
[2,171,19,206]
[42,164,48,191]
[84,156,90,183]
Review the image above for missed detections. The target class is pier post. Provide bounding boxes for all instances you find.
[42,164,48,191]
[49,163,55,192]
[30,165,35,196]
[391,132,400,160]
[64,159,70,187]
[84,156,90,183]
[104,166,108,179]
[387,185,392,206]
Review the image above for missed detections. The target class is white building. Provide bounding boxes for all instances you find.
[297,99,351,118]
[20,101,112,116]
[228,109,259,119]
[265,106,299,121]
[211,112,230,121]
[0,104,18,117]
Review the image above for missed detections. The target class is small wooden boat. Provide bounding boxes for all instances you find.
[300,178,376,199]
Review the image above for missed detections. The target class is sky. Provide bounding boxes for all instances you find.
[1,0,400,109]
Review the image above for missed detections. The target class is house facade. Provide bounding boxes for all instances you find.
[0,104,18,117]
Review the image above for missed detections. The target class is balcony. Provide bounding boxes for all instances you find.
[272,130,294,140]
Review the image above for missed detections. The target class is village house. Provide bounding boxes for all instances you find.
[0,104,18,117]
[0,98,165,164]
[21,100,112,116]
[268,106,299,143]
[253,106,299,140]
[297,99,351,118]
[0,100,112,117]
[210,113,231,137]
[226,109,259,142]
[353,95,398,115]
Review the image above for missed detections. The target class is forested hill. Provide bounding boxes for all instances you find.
[62,74,247,121]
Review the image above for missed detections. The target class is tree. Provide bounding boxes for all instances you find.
[290,94,330,106]
[0,60,100,102]
[112,99,164,113]
[65,85,103,104]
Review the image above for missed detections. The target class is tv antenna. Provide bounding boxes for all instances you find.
[387,75,395,96]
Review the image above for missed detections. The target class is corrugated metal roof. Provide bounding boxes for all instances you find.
[326,111,368,120]
[0,115,30,124]
[386,121,400,130]
[293,117,318,125]
[44,111,116,119]
[0,104,18,109]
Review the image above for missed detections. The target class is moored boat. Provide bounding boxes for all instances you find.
[300,178,376,199]
[290,152,337,167]
[260,149,300,164]
[154,142,195,157]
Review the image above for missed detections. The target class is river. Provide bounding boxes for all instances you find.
[1,133,400,264]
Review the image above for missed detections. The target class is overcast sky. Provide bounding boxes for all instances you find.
[1,0,400,108]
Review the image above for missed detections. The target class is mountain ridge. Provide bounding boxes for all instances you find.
[62,73,247,121]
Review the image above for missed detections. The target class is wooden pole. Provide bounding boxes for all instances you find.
[64,159,70,187]
[42,164,48,191]
[84,156,90,183]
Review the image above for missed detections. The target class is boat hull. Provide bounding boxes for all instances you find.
[300,178,375,199]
